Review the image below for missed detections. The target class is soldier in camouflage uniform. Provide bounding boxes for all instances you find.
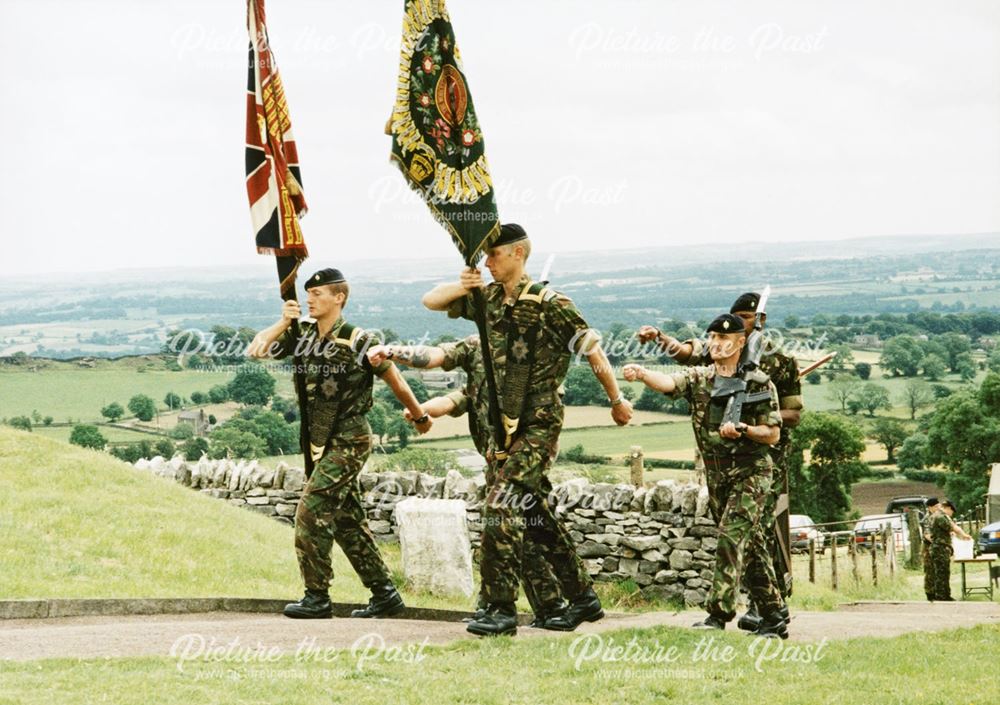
[928,499,972,600]
[921,498,941,600]
[249,268,432,619]
[423,223,633,636]
[367,335,567,626]
[638,292,802,629]
[625,313,788,639]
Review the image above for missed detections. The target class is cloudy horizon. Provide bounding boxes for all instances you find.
[2,0,998,276]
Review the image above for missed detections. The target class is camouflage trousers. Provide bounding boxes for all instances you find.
[480,406,592,605]
[705,471,783,621]
[927,546,953,600]
[742,488,792,601]
[294,433,392,591]
[475,463,564,615]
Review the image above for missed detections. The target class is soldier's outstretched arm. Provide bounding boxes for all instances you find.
[422,268,484,311]
[637,325,695,362]
[368,344,446,369]
[405,395,459,421]
[623,363,678,394]
[585,345,632,425]
[380,364,432,434]
[949,520,972,541]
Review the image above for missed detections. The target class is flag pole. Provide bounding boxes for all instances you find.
[275,256,314,477]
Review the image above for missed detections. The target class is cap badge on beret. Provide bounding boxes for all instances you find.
[707,313,746,334]
[304,268,346,289]
[730,292,760,314]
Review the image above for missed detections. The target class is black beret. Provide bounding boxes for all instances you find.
[730,292,761,314]
[941,499,956,511]
[706,313,746,335]
[494,223,529,247]
[304,268,346,289]
[925,497,939,507]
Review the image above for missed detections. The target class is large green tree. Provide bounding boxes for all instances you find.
[787,412,867,523]
[925,373,1000,512]
[227,364,276,406]
[208,427,267,460]
[857,382,891,417]
[880,335,924,377]
[127,394,157,422]
[69,424,106,450]
[376,375,429,410]
[561,365,606,406]
[922,354,947,381]
[899,379,934,420]
[869,417,908,463]
[938,333,971,372]
[634,386,669,412]
[101,402,125,422]
[826,376,860,413]
[367,402,390,445]
[224,408,298,456]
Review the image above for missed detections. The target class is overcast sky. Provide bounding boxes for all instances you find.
[1,0,998,276]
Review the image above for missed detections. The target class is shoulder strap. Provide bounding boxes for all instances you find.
[518,282,555,304]
[331,322,361,349]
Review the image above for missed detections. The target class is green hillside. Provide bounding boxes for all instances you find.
[0,427,378,603]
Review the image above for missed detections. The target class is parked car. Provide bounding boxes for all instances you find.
[884,496,932,515]
[789,514,825,553]
[853,514,910,552]
[977,521,1000,557]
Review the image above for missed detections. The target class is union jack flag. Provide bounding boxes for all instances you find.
[245,0,308,261]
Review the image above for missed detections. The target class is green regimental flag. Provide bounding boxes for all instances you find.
[388,0,501,266]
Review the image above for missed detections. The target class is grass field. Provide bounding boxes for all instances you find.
[1,625,996,705]
[3,423,992,705]
[0,426,456,609]
[32,424,166,444]
[0,365,234,422]
[415,404,675,441]
[0,428,680,616]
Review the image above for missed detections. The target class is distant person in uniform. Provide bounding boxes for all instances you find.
[928,499,972,601]
[921,497,941,601]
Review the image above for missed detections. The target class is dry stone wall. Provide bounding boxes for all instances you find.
[134,456,718,604]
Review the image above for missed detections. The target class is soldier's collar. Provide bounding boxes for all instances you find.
[502,275,533,306]
[320,316,347,340]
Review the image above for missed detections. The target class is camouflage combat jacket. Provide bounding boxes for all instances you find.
[665,365,782,480]
[272,317,391,455]
[685,337,802,452]
[448,275,601,427]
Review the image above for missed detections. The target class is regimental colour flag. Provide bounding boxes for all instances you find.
[388,0,500,265]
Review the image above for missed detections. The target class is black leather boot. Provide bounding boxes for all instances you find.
[754,610,789,639]
[529,598,568,628]
[739,604,789,632]
[466,602,518,637]
[692,613,727,630]
[540,588,604,632]
[350,583,405,618]
[283,589,333,619]
[737,603,762,632]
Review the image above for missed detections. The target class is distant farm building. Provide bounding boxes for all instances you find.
[177,409,209,436]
